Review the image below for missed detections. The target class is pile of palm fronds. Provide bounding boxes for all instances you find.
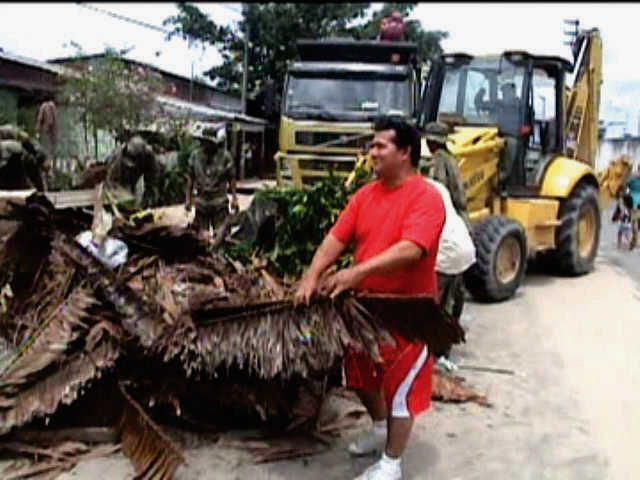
[0,190,466,476]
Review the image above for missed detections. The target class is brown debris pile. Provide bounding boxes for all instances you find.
[0,192,474,476]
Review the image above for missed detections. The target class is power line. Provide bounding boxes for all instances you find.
[75,3,173,36]
[76,3,242,38]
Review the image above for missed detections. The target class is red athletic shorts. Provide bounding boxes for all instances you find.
[344,332,433,418]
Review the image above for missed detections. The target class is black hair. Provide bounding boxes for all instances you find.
[373,116,421,167]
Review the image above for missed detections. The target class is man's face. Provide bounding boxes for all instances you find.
[369,129,409,179]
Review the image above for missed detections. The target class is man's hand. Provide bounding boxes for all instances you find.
[294,272,320,306]
[320,266,364,300]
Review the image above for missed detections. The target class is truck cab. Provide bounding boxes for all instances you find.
[276,39,419,187]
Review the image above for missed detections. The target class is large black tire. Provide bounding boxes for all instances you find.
[553,182,601,275]
[464,216,527,302]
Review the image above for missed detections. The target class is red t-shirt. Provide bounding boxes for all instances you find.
[330,174,445,297]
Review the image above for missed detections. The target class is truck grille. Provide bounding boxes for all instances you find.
[295,131,372,149]
[298,159,355,172]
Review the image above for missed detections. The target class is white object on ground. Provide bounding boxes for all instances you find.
[75,231,128,270]
[436,356,459,372]
[353,453,402,480]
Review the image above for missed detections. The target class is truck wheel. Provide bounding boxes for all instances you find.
[553,183,601,275]
[464,216,527,302]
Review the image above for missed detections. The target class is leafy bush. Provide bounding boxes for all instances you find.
[227,167,374,280]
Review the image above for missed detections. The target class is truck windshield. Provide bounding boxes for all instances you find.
[285,73,411,121]
[438,57,526,136]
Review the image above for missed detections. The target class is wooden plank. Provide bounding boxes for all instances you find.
[44,189,97,209]
[0,189,97,211]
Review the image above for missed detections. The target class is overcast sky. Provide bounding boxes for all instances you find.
[1,3,636,136]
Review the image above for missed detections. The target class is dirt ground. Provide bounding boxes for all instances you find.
[4,209,640,479]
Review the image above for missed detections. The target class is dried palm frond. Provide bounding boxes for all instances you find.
[179,293,462,380]
[0,287,97,387]
[0,440,120,480]
[432,371,490,407]
[53,235,166,347]
[217,433,326,464]
[117,382,185,480]
[356,294,466,350]
[0,341,120,435]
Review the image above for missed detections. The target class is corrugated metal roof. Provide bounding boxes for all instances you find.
[49,53,224,93]
[0,49,72,76]
[157,95,267,126]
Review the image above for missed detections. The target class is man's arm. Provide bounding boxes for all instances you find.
[294,233,347,305]
[322,239,422,299]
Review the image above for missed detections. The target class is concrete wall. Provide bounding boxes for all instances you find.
[597,137,640,172]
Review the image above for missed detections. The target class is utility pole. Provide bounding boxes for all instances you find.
[239,2,249,180]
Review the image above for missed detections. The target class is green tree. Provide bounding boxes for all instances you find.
[58,45,164,157]
[163,3,447,114]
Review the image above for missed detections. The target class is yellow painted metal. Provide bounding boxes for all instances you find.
[540,156,598,198]
[504,198,560,252]
[468,207,490,224]
[598,154,633,207]
[276,116,372,187]
[344,152,373,188]
[564,32,602,169]
[446,127,503,157]
[539,156,598,198]
[447,127,503,216]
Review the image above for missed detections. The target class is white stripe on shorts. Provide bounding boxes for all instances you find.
[391,345,428,418]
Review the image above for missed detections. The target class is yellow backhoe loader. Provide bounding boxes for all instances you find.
[413,26,633,302]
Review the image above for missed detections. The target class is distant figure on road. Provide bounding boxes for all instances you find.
[626,164,640,249]
[612,194,634,250]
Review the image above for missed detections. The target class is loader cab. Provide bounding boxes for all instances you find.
[419,51,572,194]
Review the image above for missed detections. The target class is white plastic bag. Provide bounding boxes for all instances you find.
[75,231,128,270]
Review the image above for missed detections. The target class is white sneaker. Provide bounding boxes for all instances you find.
[348,423,387,456]
[353,456,402,480]
[435,355,458,372]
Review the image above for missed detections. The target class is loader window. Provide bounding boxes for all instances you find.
[437,57,526,136]
[530,68,557,150]
[464,71,490,117]
[525,68,559,185]
[439,70,460,114]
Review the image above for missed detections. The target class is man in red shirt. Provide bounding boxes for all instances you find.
[295,117,445,480]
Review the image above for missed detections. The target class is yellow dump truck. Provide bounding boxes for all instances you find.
[275,39,420,187]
